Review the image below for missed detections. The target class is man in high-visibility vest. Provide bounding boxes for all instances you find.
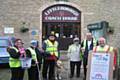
[93,37,117,71]
[42,33,59,80]
[81,32,98,80]
[7,39,25,80]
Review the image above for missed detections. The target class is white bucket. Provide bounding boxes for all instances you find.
[20,57,32,69]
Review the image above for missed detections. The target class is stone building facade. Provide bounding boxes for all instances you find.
[0,0,120,48]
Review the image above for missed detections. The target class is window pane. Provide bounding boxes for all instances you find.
[0,40,8,46]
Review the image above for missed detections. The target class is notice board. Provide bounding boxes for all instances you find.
[86,51,114,80]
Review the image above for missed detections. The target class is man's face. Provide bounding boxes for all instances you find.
[99,40,105,47]
[86,34,92,41]
[49,36,55,41]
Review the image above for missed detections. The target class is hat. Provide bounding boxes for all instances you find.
[73,38,79,41]
[30,40,38,44]
[30,40,38,47]
[49,31,56,37]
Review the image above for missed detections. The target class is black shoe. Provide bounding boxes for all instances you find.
[43,78,47,80]
[76,75,80,78]
[83,77,86,80]
[69,75,73,78]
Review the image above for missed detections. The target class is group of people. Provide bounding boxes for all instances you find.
[67,32,117,80]
[7,39,42,80]
[7,32,117,80]
[7,33,60,80]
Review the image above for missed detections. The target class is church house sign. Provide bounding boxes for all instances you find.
[42,5,81,22]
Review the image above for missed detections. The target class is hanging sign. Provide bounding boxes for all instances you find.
[42,5,81,22]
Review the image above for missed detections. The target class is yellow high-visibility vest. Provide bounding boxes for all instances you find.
[82,38,97,49]
[93,45,113,52]
[9,47,21,68]
[27,47,37,61]
[44,39,58,57]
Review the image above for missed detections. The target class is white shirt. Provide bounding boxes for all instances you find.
[67,44,81,61]
[88,40,92,50]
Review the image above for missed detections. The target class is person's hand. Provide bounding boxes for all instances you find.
[81,48,85,53]
[39,48,44,53]
[35,60,39,64]
[86,65,88,68]
[113,66,115,71]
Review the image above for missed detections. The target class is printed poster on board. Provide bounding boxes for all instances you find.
[90,53,110,80]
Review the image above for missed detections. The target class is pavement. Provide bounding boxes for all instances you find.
[0,51,84,80]
[0,51,119,80]
[0,65,84,80]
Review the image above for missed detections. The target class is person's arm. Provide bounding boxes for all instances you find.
[113,48,117,68]
[42,42,51,57]
[35,48,43,64]
[81,41,85,53]
[25,49,32,58]
[67,45,71,59]
[7,47,20,59]
[81,41,84,47]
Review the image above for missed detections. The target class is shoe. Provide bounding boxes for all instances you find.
[83,77,86,80]
[55,76,58,80]
[69,75,73,78]
[43,78,47,80]
[58,76,62,80]
[76,75,80,78]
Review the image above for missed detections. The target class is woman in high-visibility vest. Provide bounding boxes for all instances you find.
[7,39,26,80]
[26,40,40,80]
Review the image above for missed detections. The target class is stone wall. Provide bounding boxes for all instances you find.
[0,0,120,48]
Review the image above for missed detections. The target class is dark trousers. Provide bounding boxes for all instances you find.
[70,61,82,77]
[83,57,88,79]
[42,59,56,80]
[10,67,24,80]
[28,65,39,80]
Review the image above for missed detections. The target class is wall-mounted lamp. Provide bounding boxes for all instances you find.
[20,22,29,33]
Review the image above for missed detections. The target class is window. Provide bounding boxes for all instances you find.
[0,39,8,47]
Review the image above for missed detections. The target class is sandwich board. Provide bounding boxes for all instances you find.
[86,51,114,80]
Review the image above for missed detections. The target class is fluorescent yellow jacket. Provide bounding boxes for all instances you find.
[44,39,58,57]
[27,47,37,61]
[82,38,97,49]
[93,45,113,52]
[9,47,21,68]
[93,45,116,66]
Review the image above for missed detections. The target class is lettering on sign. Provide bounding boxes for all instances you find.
[42,5,81,22]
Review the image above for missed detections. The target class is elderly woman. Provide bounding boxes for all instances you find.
[67,37,82,78]
[26,40,40,80]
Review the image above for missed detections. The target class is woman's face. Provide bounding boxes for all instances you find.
[15,40,23,48]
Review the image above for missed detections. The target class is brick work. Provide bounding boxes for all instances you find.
[0,0,120,48]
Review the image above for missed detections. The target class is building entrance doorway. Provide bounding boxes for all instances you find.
[43,22,80,38]
[42,4,81,50]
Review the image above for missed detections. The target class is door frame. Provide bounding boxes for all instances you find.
[39,1,84,46]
